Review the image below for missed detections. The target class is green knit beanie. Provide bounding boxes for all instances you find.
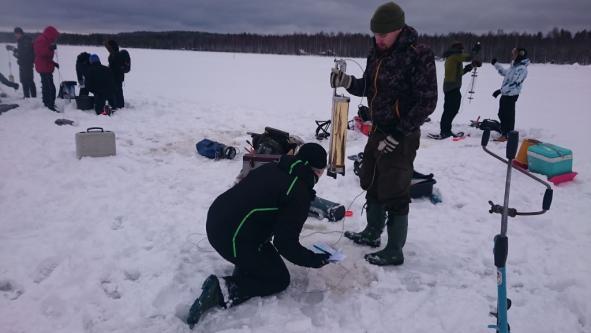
[370,2,405,33]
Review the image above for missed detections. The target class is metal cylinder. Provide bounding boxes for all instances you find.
[327,95,350,177]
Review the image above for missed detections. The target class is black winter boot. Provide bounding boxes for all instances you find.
[365,214,408,266]
[187,275,224,328]
[344,200,386,247]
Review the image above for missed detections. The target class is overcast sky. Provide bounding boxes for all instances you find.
[1,0,589,35]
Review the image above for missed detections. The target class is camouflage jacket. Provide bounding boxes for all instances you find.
[347,26,437,137]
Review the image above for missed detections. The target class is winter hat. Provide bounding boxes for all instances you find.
[43,26,59,42]
[89,54,100,64]
[14,27,23,34]
[370,2,405,33]
[451,41,464,50]
[295,143,327,169]
[514,48,528,63]
[105,40,119,52]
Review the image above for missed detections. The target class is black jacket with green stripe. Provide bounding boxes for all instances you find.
[206,155,323,267]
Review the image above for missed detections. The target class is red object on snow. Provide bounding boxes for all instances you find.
[345,210,353,217]
[548,172,577,185]
[353,116,372,136]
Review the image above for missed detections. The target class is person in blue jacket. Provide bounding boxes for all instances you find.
[491,48,529,142]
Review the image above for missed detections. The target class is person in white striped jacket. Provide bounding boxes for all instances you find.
[491,48,529,142]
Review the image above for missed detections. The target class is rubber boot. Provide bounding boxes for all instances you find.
[187,275,224,328]
[344,200,386,247]
[365,214,408,266]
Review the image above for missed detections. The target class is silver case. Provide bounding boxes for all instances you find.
[75,128,116,159]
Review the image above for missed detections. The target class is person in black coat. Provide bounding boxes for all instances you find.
[105,40,125,108]
[85,54,116,115]
[11,27,36,98]
[75,52,91,96]
[187,143,331,327]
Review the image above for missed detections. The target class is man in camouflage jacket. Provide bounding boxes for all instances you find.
[330,1,437,265]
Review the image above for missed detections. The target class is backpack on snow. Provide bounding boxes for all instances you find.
[196,139,236,160]
[119,50,131,73]
[470,118,502,133]
[247,127,302,155]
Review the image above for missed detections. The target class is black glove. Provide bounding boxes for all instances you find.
[49,44,57,50]
[357,105,370,121]
[310,253,331,268]
[492,89,501,98]
[471,42,481,54]
[491,58,497,65]
[53,62,59,69]
[463,64,474,74]
[5,45,15,51]
[471,59,482,67]
[330,68,352,89]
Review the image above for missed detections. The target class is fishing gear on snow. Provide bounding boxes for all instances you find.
[326,59,350,178]
[6,47,15,82]
[481,130,553,333]
[467,66,478,103]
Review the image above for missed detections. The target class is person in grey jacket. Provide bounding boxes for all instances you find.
[491,48,529,141]
[11,27,36,98]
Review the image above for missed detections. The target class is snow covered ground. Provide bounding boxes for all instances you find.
[1,44,590,333]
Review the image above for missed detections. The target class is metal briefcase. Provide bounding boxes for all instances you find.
[75,127,116,159]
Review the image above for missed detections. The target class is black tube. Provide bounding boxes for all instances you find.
[481,129,490,147]
[494,235,508,268]
[543,188,553,210]
[506,131,519,160]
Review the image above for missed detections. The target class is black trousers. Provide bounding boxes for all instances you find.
[113,80,124,108]
[498,95,519,136]
[359,130,420,215]
[94,93,115,115]
[0,72,19,89]
[40,73,56,108]
[19,66,36,98]
[214,241,290,306]
[439,88,462,135]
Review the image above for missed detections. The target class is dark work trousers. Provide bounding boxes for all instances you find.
[0,72,19,89]
[40,73,56,108]
[19,66,36,98]
[498,95,519,136]
[113,80,124,108]
[79,87,90,96]
[94,93,115,115]
[215,241,290,306]
[439,88,462,135]
[359,129,420,215]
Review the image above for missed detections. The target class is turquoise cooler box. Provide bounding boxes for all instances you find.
[527,143,572,177]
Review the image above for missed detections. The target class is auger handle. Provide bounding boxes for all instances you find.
[506,131,518,160]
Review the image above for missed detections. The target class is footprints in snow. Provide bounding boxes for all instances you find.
[111,215,125,230]
[100,279,122,299]
[1,257,60,300]
[100,269,142,300]
[32,256,60,283]
[0,279,24,300]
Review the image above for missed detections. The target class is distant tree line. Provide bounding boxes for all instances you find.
[1,28,589,64]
